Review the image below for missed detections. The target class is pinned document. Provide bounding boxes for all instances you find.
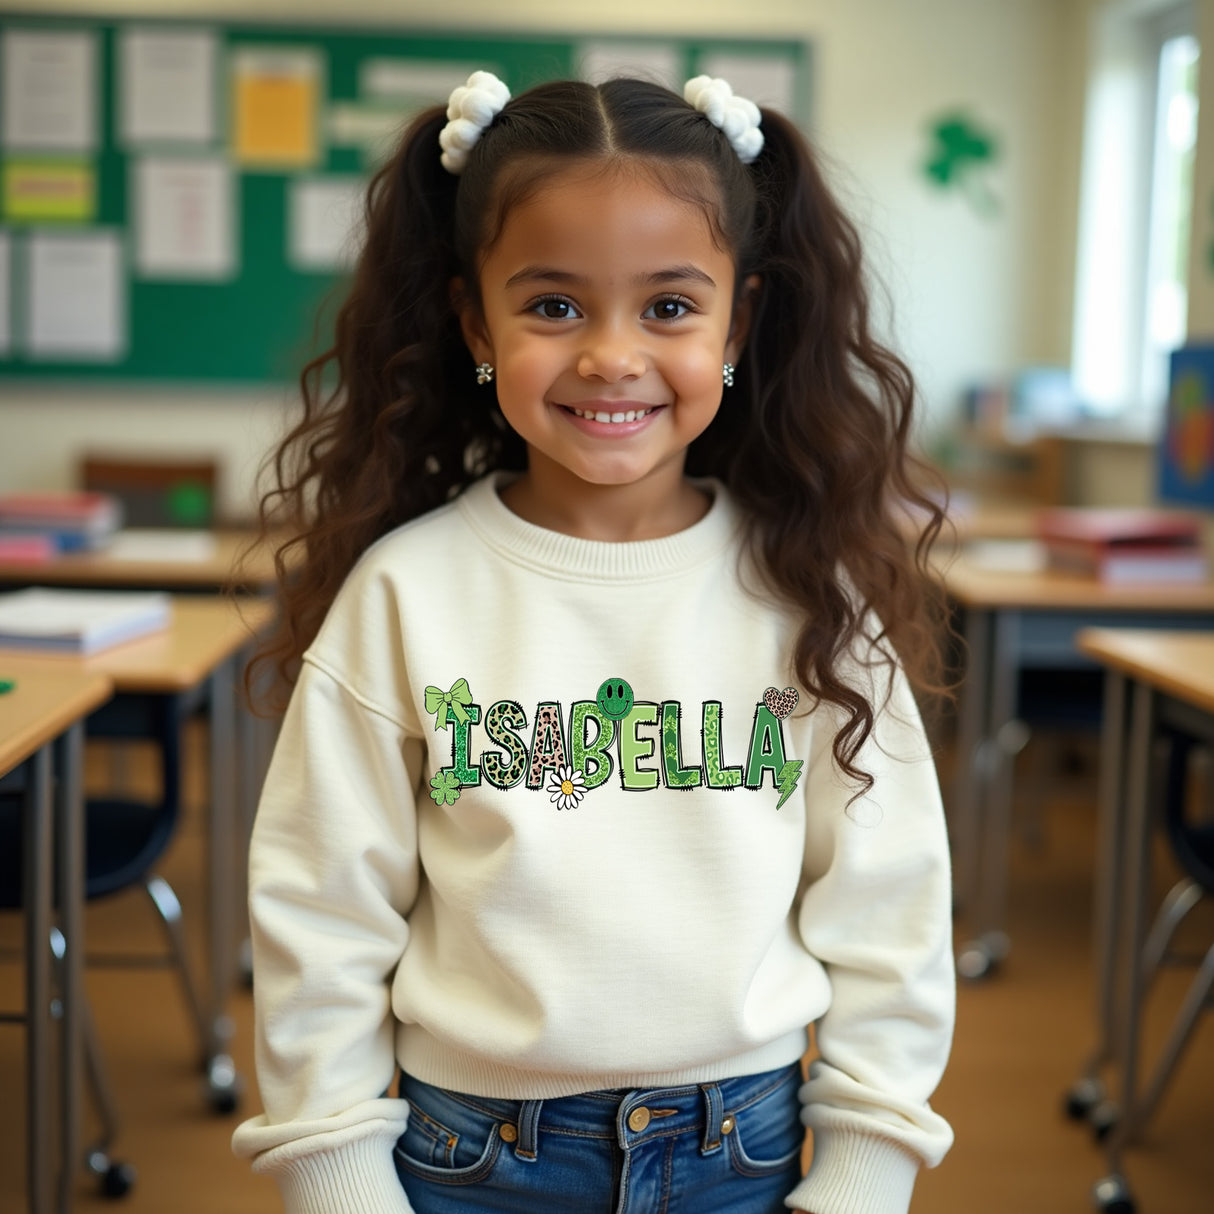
[26,230,125,360]
[232,47,323,169]
[1,29,98,152]
[119,27,219,146]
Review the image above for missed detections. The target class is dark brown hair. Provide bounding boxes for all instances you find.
[251,77,948,794]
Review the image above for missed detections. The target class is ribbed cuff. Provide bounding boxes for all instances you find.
[784,1127,920,1214]
[249,1119,412,1214]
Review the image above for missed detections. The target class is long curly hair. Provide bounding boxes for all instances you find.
[250,77,949,794]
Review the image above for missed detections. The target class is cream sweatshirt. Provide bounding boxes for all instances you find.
[232,474,955,1214]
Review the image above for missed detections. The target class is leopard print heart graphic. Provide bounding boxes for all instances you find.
[763,686,799,719]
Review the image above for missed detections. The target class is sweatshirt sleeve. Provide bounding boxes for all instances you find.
[785,659,955,1214]
[231,656,423,1214]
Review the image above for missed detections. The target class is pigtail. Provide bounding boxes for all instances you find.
[698,108,949,795]
[248,107,522,708]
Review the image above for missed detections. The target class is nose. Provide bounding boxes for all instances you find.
[576,322,646,382]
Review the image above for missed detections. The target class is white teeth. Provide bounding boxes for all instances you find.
[570,406,654,423]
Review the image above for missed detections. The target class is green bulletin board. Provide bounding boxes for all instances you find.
[0,16,809,386]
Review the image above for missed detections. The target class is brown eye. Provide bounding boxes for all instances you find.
[533,297,578,320]
[645,297,691,321]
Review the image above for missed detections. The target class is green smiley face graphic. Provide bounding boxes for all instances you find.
[596,677,634,720]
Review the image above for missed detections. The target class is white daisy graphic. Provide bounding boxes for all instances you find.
[546,764,587,810]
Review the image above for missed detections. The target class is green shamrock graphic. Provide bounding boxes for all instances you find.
[429,769,461,806]
[923,112,999,216]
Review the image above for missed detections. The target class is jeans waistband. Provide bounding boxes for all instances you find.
[402,1063,800,1161]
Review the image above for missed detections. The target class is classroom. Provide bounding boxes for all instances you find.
[1,0,1213,1212]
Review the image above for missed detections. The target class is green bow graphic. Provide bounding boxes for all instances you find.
[424,678,473,730]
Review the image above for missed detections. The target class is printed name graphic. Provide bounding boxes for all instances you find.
[423,677,804,810]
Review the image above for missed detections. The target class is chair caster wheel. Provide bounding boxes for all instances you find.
[1093,1172,1135,1214]
[206,1053,243,1115]
[956,932,1009,982]
[88,1149,136,1199]
[102,1161,137,1199]
[1089,1098,1119,1142]
[1064,1077,1105,1120]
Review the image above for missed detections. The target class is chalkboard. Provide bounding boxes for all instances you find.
[0,15,810,386]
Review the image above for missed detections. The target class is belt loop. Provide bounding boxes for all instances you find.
[514,1099,542,1162]
[700,1083,725,1155]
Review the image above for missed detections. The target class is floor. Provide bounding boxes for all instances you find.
[1,730,1212,1213]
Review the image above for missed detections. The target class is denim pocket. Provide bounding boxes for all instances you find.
[725,1068,804,1179]
[394,1079,505,1186]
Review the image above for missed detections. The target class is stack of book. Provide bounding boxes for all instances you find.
[1036,507,1211,584]
[0,491,122,557]
[0,588,171,654]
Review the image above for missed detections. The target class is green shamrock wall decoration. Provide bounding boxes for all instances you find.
[923,111,1000,217]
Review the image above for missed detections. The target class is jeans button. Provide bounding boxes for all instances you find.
[499,1123,518,1143]
[627,1106,651,1132]
[721,1115,735,1135]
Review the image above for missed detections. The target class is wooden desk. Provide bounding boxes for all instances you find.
[1,668,112,1214]
[1,596,275,1112]
[940,550,1214,978]
[1070,630,1214,1212]
[0,529,284,593]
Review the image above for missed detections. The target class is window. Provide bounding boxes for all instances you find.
[1071,1,1198,426]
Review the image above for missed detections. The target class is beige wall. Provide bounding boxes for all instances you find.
[0,0,1087,518]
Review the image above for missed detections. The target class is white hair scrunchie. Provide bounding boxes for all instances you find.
[683,75,764,164]
[439,70,511,175]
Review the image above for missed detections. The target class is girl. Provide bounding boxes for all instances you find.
[233,71,955,1214]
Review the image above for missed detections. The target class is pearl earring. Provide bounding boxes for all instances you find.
[476,362,494,385]
[723,362,735,388]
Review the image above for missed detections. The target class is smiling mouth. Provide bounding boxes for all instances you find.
[564,405,658,424]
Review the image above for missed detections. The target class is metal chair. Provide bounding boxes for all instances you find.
[0,693,241,1199]
[1080,729,1214,1214]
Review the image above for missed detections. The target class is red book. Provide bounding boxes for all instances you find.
[0,491,119,526]
[1035,508,1209,583]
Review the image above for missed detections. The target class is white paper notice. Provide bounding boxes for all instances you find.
[27,230,125,360]
[361,59,488,105]
[0,233,11,356]
[695,53,799,117]
[289,177,365,271]
[577,42,680,89]
[2,29,98,152]
[120,27,218,145]
[134,157,236,279]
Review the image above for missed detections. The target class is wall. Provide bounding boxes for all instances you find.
[0,0,1086,519]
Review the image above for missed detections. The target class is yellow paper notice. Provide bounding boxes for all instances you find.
[3,161,96,222]
[232,48,322,168]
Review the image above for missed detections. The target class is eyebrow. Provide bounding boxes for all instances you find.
[503,264,718,289]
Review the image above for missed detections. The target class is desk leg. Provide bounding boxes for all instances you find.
[957,608,1019,979]
[952,605,991,916]
[24,745,52,1214]
[204,658,241,1111]
[1092,679,1157,1209]
[1066,670,1130,1127]
[55,723,84,1213]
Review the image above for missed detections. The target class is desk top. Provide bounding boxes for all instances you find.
[0,667,112,775]
[0,530,285,591]
[939,550,1214,611]
[0,596,276,694]
[1077,629,1214,715]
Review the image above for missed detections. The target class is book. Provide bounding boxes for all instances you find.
[0,534,56,563]
[0,588,171,654]
[0,492,122,552]
[1036,508,1210,583]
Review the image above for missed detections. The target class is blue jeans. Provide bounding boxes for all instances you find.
[394,1063,805,1213]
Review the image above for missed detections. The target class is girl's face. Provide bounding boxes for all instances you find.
[458,161,751,518]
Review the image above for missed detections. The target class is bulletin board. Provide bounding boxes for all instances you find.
[0,15,811,387]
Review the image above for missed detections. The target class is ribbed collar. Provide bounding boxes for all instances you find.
[456,473,741,583]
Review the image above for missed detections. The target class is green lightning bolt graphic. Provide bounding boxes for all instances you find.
[776,760,804,809]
